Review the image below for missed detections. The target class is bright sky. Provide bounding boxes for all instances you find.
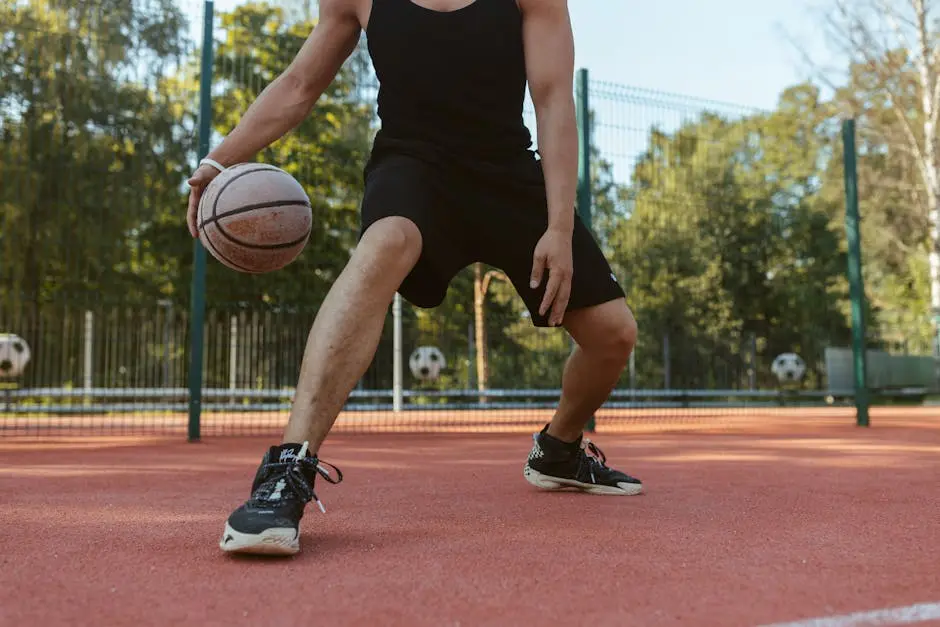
[568,0,836,110]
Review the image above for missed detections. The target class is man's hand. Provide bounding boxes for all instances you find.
[530,228,574,326]
[186,163,223,238]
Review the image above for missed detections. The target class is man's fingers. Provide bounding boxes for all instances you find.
[187,190,200,238]
[549,278,571,326]
[187,172,205,189]
[188,164,216,188]
[530,253,546,290]
[186,166,217,238]
[539,272,561,317]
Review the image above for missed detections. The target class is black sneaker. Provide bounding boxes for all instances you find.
[523,425,643,495]
[219,441,343,556]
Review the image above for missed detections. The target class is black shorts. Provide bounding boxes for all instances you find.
[358,139,625,327]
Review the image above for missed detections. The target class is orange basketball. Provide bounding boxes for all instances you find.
[197,163,312,274]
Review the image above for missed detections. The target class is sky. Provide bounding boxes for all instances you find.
[567,0,837,110]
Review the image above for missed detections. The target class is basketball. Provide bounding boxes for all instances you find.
[197,163,313,274]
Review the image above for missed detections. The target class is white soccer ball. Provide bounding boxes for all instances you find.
[0,333,31,379]
[409,346,445,382]
[771,352,806,384]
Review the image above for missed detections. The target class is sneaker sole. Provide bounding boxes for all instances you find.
[219,522,300,556]
[523,464,643,496]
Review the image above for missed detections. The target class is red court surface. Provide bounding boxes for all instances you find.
[2,408,939,626]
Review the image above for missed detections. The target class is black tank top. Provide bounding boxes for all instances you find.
[365,0,534,162]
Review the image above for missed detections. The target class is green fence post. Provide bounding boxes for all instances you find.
[934,313,940,387]
[187,0,215,442]
[575,68,597,433]
[576,68,592,232]
[842,119,870,427]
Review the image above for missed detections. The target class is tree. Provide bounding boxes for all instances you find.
[611,85,850,389]
[818,0,940,352]
[0,1,383,389]
[0,0,192,308]
[0,0,195,389]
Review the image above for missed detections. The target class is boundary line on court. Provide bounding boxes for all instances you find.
[757,601,940,627]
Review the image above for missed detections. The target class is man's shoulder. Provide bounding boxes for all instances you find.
[318,0,368,28]
[516,0,568,18]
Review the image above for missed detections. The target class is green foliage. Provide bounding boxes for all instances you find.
[609,85,851,388]
[0,0,192,308]
[825,56,935,353]
[0,0,378,389]
[0,0,932,396]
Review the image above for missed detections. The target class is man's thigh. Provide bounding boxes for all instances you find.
[360,153,474,309]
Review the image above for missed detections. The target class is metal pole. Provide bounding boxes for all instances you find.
[83,310,93,404]
[187,0,214,442]
[629,349,636,392]
[663,332,671,389]
[467,321,476,389]
[748,332,757,390]
[392,293,403,412]
[842,119,870,427]
[576,68,592,232]
[229,315,237,404]
[162,301,172,388]
[575,68,597,433]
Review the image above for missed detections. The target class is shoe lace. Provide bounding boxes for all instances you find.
[578,438,609,484]
[255,441,344,513]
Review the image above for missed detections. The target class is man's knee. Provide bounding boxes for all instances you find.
[357,216,423,269]
[605,305,637,364]
[567,299,637,365]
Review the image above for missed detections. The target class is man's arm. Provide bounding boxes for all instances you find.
[519,0,577,235]
[518,0,577,325]
[204,0,362,167]
[186,0,361,236]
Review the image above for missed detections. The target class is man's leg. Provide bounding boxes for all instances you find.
[282,216,422,451]
[219,216,422,555]
[522,298,643,495]
[548,299,637,442]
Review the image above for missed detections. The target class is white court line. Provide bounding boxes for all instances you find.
[757,602,940,627]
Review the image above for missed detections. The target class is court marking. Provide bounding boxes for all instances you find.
[758,601,940,627]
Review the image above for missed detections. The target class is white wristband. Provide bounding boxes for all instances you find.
[200,158,227,173]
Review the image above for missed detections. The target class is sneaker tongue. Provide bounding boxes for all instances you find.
[272,443,305,464]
